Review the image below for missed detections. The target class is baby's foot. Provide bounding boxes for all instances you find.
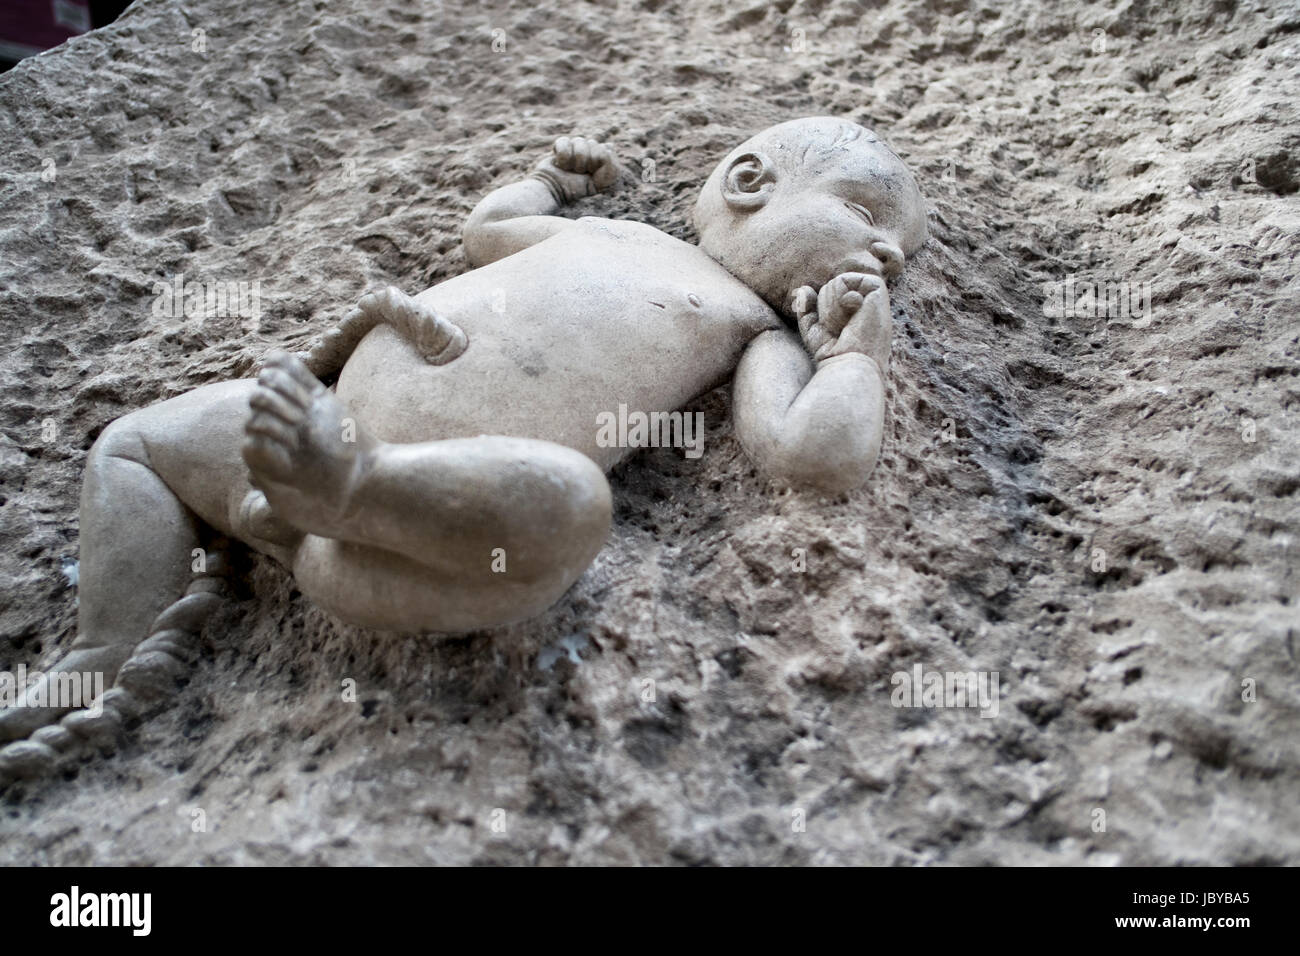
[237,489,304,548]
[241,351,377,538]
[0,644,130,743]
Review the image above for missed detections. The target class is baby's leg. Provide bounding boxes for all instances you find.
[0,380,266,747]
[245,352,611,632]
[0,352,610,754]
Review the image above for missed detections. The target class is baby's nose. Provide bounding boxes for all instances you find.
[870,240,904,279]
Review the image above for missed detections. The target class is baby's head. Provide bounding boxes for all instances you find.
[694,117,926,314]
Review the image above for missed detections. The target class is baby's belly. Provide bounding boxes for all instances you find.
[335,217,777,467]
[336,316,748,470]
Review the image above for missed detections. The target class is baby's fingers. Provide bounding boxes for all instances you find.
[816,279,851,335]
[788,288,827,352]
[552,136,576,169]
[791,286,818,332]
[844,272,884,296]
[572,137,598,174]
[556,136,599,173]
[590,144,620,190]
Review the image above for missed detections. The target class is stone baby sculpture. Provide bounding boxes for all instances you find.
[0,117,926,767]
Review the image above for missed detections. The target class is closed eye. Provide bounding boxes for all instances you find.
[845,201,875,226]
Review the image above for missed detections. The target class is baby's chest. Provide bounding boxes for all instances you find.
[541,233,763,329]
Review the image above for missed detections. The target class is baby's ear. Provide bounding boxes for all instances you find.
[721,151,777,210]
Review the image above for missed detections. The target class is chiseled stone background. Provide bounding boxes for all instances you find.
[0,0,1296,864]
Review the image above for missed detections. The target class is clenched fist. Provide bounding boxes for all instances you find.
[533,135,620,204]
[792,272,892,370]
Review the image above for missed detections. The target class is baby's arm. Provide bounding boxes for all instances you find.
[463,136,619,268]
[732,274,891,494]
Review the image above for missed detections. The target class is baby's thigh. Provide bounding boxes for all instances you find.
[130,379,263,539]
[291,533,589,633]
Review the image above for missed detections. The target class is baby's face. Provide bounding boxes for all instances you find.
[789,142,925,280]
[698,135,927,314]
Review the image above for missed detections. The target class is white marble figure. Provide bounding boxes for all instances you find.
[0,117,926,777]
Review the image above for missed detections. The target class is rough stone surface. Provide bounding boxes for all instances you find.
[0,0,1297,864]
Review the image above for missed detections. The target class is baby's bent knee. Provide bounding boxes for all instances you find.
[90,415,152,468]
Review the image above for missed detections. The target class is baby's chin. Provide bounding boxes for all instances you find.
[784,263,884,303]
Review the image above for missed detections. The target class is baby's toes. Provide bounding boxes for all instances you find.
[248,365,309,455]
[264,349,325,394]
[241,437,294,485]
[246,409,300,451]
[241,414,297,484]
[256,367,313,412]
[249,386,304,427]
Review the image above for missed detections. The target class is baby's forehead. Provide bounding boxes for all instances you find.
[797,139,910,189]
[743,118,928,252]
[783,134,925,248]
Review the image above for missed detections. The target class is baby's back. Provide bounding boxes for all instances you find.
[337,218,779,469]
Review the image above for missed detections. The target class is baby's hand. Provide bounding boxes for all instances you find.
[793,272,892,370]
[533,135,620,203]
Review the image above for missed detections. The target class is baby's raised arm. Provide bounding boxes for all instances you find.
[463,136,619,268]
[732,273,892,495]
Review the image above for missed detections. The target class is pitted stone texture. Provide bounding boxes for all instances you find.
[0,0,1296,864]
